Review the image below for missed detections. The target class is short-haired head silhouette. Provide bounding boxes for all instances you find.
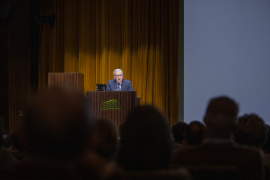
[118,105,172,171]
[23,88,94,160]
[203,96,239,138]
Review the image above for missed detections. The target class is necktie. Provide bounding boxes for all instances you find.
[117,83,120,91]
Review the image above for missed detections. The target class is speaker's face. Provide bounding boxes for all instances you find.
[114,71,123,83]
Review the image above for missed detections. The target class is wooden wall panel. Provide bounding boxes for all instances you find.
[0,0,31,133]
[0,23,10,132]
[9,0,31,132]
[48,72,84,92]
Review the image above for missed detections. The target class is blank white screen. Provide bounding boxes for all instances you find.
[184,0,270,124]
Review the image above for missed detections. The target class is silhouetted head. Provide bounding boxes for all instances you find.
[92,118,118,160]
[263,124,270,153]
[118,105,172,171]
[23,88,94,160]
[204,96,239,138]
[184,120,205,145]
[234,114,268,148]
[171,121,187,143]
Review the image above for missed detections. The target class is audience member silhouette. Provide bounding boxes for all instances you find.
[171,121,187,143]
[90,118,119,161]
[263,124,270,154]
[118,105,172,171]
[234,114,267,148]
[170,96,265,180]
[0,116,17,172]
[234,113,270,180]
[6,130,27,161]
[183,120,205,146]
[6,88,126,180]
[171,121,187,152]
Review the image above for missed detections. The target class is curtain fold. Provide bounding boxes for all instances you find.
[39,0,179,126]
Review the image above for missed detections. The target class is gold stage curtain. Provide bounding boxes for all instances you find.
[39,0,179,127]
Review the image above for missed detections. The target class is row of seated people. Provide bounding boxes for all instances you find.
[171,114,270,180]
[0,88,269,179]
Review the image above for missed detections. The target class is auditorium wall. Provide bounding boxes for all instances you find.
[0,0,31,132]
[183,1,270,124]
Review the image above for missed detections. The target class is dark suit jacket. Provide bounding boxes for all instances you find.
[170,141,264,180]
[106,79,134,91]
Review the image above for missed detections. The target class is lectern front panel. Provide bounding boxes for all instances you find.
[86,91,138,130]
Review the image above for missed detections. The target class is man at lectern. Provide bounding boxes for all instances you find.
[106,69,134,91]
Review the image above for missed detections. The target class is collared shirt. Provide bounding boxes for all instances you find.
[117,81,122,90]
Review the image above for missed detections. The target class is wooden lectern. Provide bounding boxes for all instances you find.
[48,72,84,92]
[86,91,140,130]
